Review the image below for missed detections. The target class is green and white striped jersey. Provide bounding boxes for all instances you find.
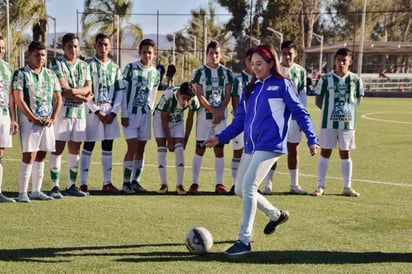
[315,71,364,129]
[12,65,61,121]
[0,59,13,115]
[49,55,91,118]
[121,60,160,116]
[154,86,200,123]
[191,64,233,120]
[86,56,123,114]
[231,70,252,99]
[283,63,306,95]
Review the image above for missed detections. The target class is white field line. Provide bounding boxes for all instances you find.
[5,158,412,188]
[361,111,412,125]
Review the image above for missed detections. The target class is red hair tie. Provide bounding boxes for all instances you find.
[255,46,273,60]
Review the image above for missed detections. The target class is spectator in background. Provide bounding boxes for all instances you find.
[156,60,166,88]
[166,61,177,87]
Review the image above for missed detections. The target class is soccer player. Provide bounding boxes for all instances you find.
[312,48,364,197]
[0,35,19,203]
[153,82,199,195]
[79,33,123,194]
[120,38,160,193]
[263,41,309,195]
[188,40,233,194]
[48,33,93,198]
[229,48,254,195]
[13,41,62,202]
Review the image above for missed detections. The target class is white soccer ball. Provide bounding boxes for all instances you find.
[185,226,213,255]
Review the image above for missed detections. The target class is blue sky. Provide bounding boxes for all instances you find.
[46,0,229,35]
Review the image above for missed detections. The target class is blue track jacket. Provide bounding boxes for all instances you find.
[218,75,318,154]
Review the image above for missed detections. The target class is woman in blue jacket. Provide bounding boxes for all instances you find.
[204,45,319,255]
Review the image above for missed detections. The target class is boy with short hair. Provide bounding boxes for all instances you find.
[153,82,199,194]
[80,33,123,194]
[312,48,363,197]
[49,33,93,198]
[121,38,160,193]
[188,40,233,194]
[13,41,62,202]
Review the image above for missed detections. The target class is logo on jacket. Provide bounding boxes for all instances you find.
[267,85,279,91]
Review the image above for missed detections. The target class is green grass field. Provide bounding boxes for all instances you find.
[1,97,411,273]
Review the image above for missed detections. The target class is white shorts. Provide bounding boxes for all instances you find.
[319,128,356,150]
[287,120,302,143]
[54,116,87,142]
[232,132,244,150]
[19,119,55,153]
[85,112,120,141]
[196,118,226,141]
[0,114,12,148]
[153,114,184,138]
[123,112,151,141]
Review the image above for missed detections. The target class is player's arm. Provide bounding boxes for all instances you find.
[13,89,43,127]
[160,111,173,151]
[184,110,195,149]
[49,91,63,127]
[193,83,224,124]
[8,83,18,134]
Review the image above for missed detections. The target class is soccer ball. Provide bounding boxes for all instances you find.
[185,226,213,255]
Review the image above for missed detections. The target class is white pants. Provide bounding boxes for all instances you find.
[235,151,282,244]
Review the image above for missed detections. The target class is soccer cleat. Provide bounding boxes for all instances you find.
[0,193,15,203]
[224,240,251,255]
[49,186,64,199]
[66,185,87,197]
[30,191,54,201]
[130,181,147,193]
[80,184,90,195]
[102,183,121,194]
[158,184,168,194]
[215,184,227,194]
[343,187,360,197]
[17,192,30,203]
[227,185,235,195]
[122,183,135,194]
[290,185,307,195]
[264,210,289,235]
[188,183,199,194]
[176,185,187,195]
[312,186,324,196]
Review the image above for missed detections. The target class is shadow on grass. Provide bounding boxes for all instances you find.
[0,241,411,264]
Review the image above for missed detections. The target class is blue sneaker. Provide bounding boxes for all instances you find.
[65,185,87,197]
[224,240,251,255]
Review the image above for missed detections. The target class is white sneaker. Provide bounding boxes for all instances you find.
[343,187,360,197]
[262,186,272,195]
[17,192,30,203]
[30,191,54,200]
[290,185,307,195]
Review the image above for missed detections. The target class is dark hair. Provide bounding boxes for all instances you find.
[139,38,156,52]
[95,33,111,43]
[206,40,221,53]
[62,33,80,47]
[179,82,196,97]
[245,44,287,99]
[281,40,297,51]
[335,48,352,58]
[28,41,46,52]
[245,48,254,58]
[0,36,4,41]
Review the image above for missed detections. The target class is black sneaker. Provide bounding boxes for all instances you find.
[263,210,289,235]
[228,185,235,195]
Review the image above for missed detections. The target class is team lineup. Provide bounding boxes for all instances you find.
[0,32,363,255]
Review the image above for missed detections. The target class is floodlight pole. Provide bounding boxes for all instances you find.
[267,27,283,50]
[172,26,188,65]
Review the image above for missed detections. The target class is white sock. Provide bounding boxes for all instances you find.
[67,153,80,189]
[132,159,143,182]
[49,154,62,188]
[157,147,167,185]
[192,154,203,185]
[289,169,299,187]
[231,157,241,186]
[102,150,112,185]
[317,156,329,188]
[215,157,224,185]
[175,144,184,186]
[31,161,45,192]
[123,160,133,183]
[340,158,352,188]
[19,162,32,193]
[80,149,92,186]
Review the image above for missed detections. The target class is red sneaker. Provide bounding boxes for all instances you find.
[215,184,228,194]
[102,183,120,194]
[188,184,199,194]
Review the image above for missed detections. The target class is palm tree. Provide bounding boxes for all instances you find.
[81,0,143,66]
